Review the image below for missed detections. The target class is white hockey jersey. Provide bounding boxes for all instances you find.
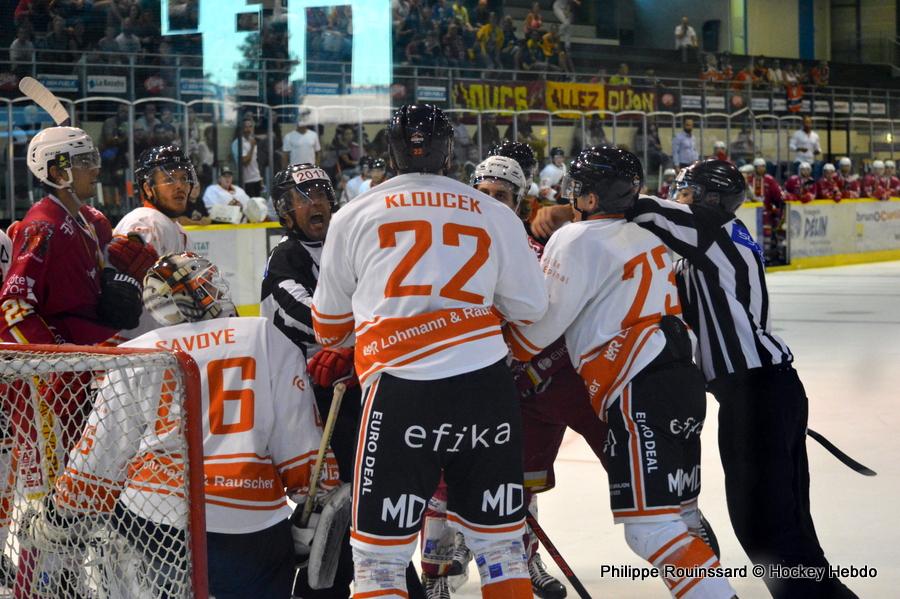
[506,216,681,418]
[312,173,547,386]
[54,317,339,534]
[113,205,189,342]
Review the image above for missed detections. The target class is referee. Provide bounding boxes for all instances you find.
[626,160,855,599]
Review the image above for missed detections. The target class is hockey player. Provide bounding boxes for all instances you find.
[312,104,548,599]
[488,140,540,222]
[539,147,566,201]
[835,157,860,199]
[657,167,676,198]
[816,163,843,201]
[38,252,343,599]
[861,160,892,201]
[746,157,785,264]
[505,147,734,599]
[341,156,371,206]
[884,160,900,195]
[358,158,388,195]
[113,145,195,342]
[784,162,816,203]
[261,162,360,599]
[625,161,855,598]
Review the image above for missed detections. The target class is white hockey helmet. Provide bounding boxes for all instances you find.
[872,160,885,173]
[27,126,99,190]
[838,156,851,168]
[739,163,754,174]
[799,162,812,175]
[713,140,726,150]
[143,253,236,326]
[885,160,896,169]
[823,163,836,172]
[752,157,767,168]
[471,155,527,203]
[663,167,676,178]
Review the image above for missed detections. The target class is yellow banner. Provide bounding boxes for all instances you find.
[545,81,605,114]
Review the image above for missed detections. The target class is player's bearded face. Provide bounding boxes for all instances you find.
[151,168,192,216]
[288,188,332,241]
[70,164,100,201]
[476,180,516,211]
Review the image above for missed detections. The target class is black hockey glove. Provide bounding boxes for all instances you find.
[97,268,143,330]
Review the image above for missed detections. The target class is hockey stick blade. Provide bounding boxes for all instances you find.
[526,513,593,599]
[18,77,71,126]
[808,428,876,476]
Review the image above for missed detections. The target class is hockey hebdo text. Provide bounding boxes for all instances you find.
[599,564,877,582]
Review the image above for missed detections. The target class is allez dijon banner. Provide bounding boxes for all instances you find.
[452,81,657,114]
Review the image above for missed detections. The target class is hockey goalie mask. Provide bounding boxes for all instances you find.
[143,253,237,326]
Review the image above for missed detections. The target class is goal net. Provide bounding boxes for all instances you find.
[0,344,206,598]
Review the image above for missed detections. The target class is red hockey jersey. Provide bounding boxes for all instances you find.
[0,195,114,345]
[784,175,816,203]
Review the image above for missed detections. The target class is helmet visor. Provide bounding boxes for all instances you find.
[559,174,582,204]
[69,149,101,170]
[293,180,336,207]
[152,163,198,189]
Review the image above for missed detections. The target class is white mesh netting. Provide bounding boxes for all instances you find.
[0,348,204,599]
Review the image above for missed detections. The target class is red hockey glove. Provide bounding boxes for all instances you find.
[106,234,159,281]
[308,348,358,388]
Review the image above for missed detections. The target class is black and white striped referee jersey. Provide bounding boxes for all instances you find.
[627,194,793,382]
[260,232,323,357]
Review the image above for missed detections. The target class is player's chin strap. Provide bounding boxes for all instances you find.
[807,428,876,476]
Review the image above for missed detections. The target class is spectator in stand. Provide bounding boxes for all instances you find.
[333,126,360,177]
[718,52,734,81]
[810,60,829,87]
[573,114,609,157]
[767,59,784,88]
[116,18,143,55]
[474,112,502,157]
[451,0,475,32]
[523,2,543,37]
[69,19,90,56]
[785,162,817,203]
[192,125,217,190]
[885,160,900,195]
[816,163,842,202]
[341,156,370,205]
[282,114,321,168]
[658,168,676,198]
[41,16,75,68]
[231,117,263,197]
[789,116,821,173]
[134,102,160,155]
[793,61,809,83]
[674,15,697,62]
[472,0,490,27]
[451,112,475,171]
[553,0,581,51]
[99,104,131,210]
[608,62,632,86]
[699,53,721,84]
[433,0,453,26]
[752,57,769,87]
[672,118,698,168]
[782,62,799,87]
[9,26,35,76]
[159,108,182,145]
[95,24,122,62]
[861,160,892,201]
[443,22,469,69]
[203,167,251,211]
[729,125,754,164]
[836,156,860,198]
[476,11,503,69]
[405,33,427,65]
[541,26,573,74]
[732,58,756,91]
[499,15,520,68]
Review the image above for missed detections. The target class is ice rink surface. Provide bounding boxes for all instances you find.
[451,260,900,598]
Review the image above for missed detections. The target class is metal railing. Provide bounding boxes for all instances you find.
[3,95,899,222]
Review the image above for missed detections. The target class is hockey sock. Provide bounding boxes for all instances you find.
[420,487,455,577]
[522,493,539,560]
[352,546,410,599]
[466,536,531,599]
[681,501,720,558]
[624,520,736,599]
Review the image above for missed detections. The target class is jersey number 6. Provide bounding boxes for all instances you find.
[378,220,491,305]
[208,357,256,435]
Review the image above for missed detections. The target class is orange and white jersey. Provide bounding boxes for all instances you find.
[113,206,190,343]
[55,316,338,534]
[506,216,682,417]
[312,173,547,385]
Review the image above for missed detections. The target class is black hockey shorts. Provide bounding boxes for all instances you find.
[350,359,526,554]
[207,519,294,599]
[603,361,706,524]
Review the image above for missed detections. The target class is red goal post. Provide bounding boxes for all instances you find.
[0,343,207,598]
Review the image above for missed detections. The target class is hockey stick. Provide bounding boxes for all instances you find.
[300,379,348,527]
[526,513,593,599]
[807,428,876,476]
[18,77,71,126]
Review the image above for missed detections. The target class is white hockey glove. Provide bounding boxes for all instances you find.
[20,499,95,553]
[290,483,352,590]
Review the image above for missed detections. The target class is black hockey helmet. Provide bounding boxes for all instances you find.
[358,155,372,173]
[488,140,537,180]
[550,146,565,159]
[135,144,197,198]
[369,157,386,171]
[675,159,746,214]
[387,104,453,174]
[272,163,336,224]
[561,145,643,215]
